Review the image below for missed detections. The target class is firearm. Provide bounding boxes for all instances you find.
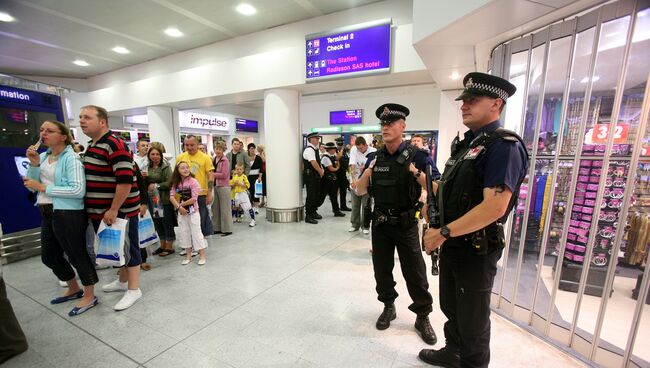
[422,164,441,276]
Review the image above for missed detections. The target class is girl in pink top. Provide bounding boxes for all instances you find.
[169,161,207,265]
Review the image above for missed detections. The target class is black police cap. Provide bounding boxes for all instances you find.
[455,72,516,102]
[375,103,409,125]
[306,132,320,140]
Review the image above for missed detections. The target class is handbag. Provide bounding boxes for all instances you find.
[95,218,127,267]
[138,212,159,249]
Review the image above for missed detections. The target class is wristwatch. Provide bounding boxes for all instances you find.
[440,225,451,239]
[414,170,422,178]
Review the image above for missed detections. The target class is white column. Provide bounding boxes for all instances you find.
[436,90,464,169]
[264,89,303,222]
[147,106,180,156]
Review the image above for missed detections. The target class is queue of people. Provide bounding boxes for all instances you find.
[22,105,265,317]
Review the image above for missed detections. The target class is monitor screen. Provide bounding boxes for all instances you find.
[305,20,391,82]
[330,109,363,125]
[235,118,259,133]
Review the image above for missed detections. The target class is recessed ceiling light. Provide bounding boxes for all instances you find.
[450,71,461,80]
[236,3,257,16]
[164,27,183,37]
[580,76,600,84]
[112,46,130,54]
[0,11,15,22]
[73,59,90,67]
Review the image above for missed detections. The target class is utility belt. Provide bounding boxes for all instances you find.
[304,168,320,177]
[441,222,506,255]
[373,207,417,229]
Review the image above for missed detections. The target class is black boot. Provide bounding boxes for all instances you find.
[418,346,460,368]
[415,315,437,345]
[313,212,323,220]
[305,215,318,224]
[376,304,396,330]
[333,211,346,217]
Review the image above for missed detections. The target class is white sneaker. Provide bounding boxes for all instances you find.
[114,289,142,311]
[348,227,359,232]
[179,249,187,256]
[181,259,191,265]
[59,280,68,288]
[363,228,370,235]
[249,219,256,227]
[102,279,128,293]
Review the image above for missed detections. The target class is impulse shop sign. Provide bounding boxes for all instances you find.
[330,109,363,125]
[305,19,391,81]
[178,111,230,131]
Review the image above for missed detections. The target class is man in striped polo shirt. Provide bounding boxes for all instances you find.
[80,105,143,311]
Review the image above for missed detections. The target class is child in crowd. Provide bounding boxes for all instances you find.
[169,161,207,265]
[230,163,256,227]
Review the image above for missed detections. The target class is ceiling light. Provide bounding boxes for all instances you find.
[450,71,461,80]
[580,76,600,84]
[112,46,130,54]
[0,11,15,22]
[164,27,183,37]
[73,59,90,67]
[236,3,257,15]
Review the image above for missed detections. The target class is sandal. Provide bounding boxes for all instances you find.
[158,249,175,257]
[152,247,165,255]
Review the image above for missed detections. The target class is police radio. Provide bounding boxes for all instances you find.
[422,164,441,276]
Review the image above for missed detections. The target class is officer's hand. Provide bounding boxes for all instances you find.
[409,163,418,176]
[423,227,445,254]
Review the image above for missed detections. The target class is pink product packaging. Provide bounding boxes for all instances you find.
[577,235,589,243]
[586,191,597,199]
[592,160,603,168]
[587,184,600,191]
[574,244,587,253]
[567,233,577,241]
[580,160,593,167]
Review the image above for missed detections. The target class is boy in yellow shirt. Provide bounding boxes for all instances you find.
[230,164,256,227]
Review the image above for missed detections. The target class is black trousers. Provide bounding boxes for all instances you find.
[41,208,98,286]
[439,244,502,368]
[337,174,349,208]
[371,221,433,315]
[304,173,321,216]
[318,177,340,213]
[0,278,28,364]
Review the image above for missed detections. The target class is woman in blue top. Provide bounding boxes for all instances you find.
[23,120,98,316]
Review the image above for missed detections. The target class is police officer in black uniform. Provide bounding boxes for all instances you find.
[356,103,440,345]
[419,73,529,368]
[303,132,325,224]
[317,142,346,217]
[335,137,352,211]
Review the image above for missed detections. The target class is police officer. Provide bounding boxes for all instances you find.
[419,73,529,368]
[335,137,352,211]
[317,142,346,217]
[356,103,440,345]
[303,132,324,224]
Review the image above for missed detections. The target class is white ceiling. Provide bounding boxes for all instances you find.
[0,0,382,78]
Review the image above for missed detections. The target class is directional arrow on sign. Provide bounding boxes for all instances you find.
[308,41,312,47]
[308,49,313,56]
[308,62,312,68]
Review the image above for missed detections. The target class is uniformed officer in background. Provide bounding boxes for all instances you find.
[356,103,440,345]
[303,132,324,224]
[419,73,529,368]
[335,137,352,211]
[318,142,346,217]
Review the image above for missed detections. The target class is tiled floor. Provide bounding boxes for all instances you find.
[2,208,588,367]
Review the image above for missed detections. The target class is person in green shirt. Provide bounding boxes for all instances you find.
[145,143,176,256]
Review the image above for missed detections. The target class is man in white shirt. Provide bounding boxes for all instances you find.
[349,136,376,234]
[303,132,324,224]
[133,139,149,172]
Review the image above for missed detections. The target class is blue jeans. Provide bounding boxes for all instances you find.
[197,195,213,237]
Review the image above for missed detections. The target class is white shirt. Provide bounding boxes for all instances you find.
[37,157,56,204]
[351,146,376,179]
[321,155,333,168]
[134,154,149,171]
[302,143,319,162]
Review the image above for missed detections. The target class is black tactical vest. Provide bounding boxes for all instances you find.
[302,145,321,175]
[371,145,421,210]
[441,128,527,226]
[325,154,338,181]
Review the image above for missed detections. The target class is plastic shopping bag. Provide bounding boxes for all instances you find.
[138,212,159,249]
[254,180,263,198]
[95,218,127,267]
